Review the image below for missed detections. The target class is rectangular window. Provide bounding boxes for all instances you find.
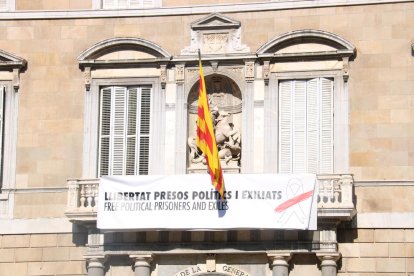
[98,86,151,176]
[279,78,333,174]
[102,0,157,9]
[0,86,4,185]
[0,0,8,11]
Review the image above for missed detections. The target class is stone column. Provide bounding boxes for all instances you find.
[86,256,106,276]
[131,255,153,276]
[268,253,292,276]
[317,253,341,276]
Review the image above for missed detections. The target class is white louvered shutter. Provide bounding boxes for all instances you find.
[279,78,334,174]
[137,87,151,175]
[129,0,141,8]
[99,86,128,176]
[0,0,7,11]
[103,0,116,8]
[118,0,128,8]
[112,86,128,175]
[99,86,151,176]
[293,80,307,173]
[126,87,138,175]
[279,80,292,173]
[319,78,334,173]
[306,78,319,173]
[142,0,154,8]
[99,87,112,176]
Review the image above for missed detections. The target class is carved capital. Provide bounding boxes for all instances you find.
[244,60,255,83]
[316,252,341,266]
[85,255,106,270]
[263,60,270,85]
[176,64,185,84]
[130,254,153,268]
[342,57,349,82]
[12,68,20,92]
[84,67,91,91]
[268,253,292,268]
[160,64,167,89]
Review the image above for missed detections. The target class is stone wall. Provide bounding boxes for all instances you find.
[0,3,412,196]
[0,233,87,275]
[338,229,414,274]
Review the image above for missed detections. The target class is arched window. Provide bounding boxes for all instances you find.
[78,37,171,177]
[257,29,356,174]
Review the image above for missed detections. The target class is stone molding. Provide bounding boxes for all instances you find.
[0,0,412,19]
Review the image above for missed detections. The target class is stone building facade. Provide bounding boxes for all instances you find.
[0,0,414,275]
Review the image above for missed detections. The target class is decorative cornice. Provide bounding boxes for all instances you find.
[0,0,412,20]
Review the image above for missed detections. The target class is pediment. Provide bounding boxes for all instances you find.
[191,13,240,30]
[0,49,27,69]
[78,37,171,61]
[257,29,356,57]
[181,13,249,55]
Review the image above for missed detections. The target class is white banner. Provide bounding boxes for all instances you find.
[97,174,318,230]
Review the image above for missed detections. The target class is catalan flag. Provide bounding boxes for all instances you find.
[196,53,225,199]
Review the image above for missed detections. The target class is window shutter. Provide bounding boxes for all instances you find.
[279,81,292,173]
[142,0,154,8]
[99,86,151,176]
[279,78,334,174]
[306,79,319,174]
[103,0,116,8]
[0,0,7,10]
[292,80,307,173]
[99,87,112,176]
[319,78,334,173]
[118,0,128,8]
[129,0,142,8]
[126,87,138,175]
[112,86,128,175]
[138,87,151,175]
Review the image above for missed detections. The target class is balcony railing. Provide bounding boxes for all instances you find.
[65,174,355,223]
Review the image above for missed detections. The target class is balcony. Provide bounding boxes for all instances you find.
[65,174,355,224]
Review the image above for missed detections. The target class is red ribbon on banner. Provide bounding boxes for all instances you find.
[274,190,313,212]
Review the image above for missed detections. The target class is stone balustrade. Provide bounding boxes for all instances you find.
[65,174,355,223]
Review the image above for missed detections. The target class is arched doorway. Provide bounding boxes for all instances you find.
[187,74,242,173]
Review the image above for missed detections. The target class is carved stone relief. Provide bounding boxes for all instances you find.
[187,75,242,173]
[181,13,249,55]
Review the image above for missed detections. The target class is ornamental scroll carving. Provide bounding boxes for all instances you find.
[187,75,242,173]
[181,13,250,55]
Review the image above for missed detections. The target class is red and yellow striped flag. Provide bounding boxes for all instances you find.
[196,56,225,199]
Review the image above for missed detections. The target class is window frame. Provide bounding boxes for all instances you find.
[266,69,349,174]
[93,0,161,9]
[83,77,162,178]
[0,81,19,218]
[0,0,15,11]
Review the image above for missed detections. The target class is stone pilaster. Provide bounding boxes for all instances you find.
[317,253,341,276]
[268,253,292,276]
[241,60,255,173]
[174,63,187,174]
[131,255,153,276]
[86,256,106,276]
